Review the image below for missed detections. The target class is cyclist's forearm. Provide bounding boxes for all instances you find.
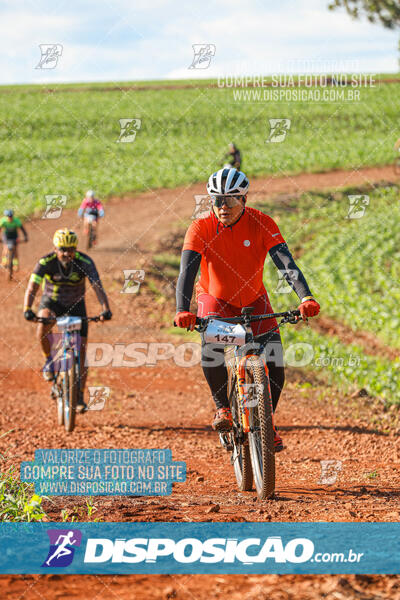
[91,280,109,309]
[24,282,39,309]
[20,225,28,238]
[176,249,201,312]
[269,243,313,300]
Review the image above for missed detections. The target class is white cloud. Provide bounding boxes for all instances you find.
[0,0,398,84]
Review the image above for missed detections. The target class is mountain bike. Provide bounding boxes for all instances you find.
[195,307,301,500]
[35,314,101,432]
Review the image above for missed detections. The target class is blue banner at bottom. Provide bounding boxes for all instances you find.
[1,522,399,574]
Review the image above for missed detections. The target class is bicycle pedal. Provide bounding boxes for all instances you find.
[219,433,233,452]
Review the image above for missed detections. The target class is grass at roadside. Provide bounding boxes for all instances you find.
[256,182,400,404]
[0,464,47,522]
[259,183,400,349]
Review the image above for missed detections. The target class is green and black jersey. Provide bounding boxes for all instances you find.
[0,216,23,240]
[30,251,101,307]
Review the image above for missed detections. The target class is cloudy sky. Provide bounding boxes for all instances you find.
[0,0,398,84]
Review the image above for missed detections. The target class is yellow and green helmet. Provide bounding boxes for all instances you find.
[53,228,78,248]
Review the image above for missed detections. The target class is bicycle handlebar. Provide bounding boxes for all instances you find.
[194,309,301,330]
[173,309,302,332]
[33,315,103,324]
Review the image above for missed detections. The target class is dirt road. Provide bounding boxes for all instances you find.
[0,165,399,598]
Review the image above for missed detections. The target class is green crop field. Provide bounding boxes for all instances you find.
[0,78,399,216]
[258,183,400,403]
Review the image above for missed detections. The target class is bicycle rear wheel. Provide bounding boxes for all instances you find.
[231,383,253,491]
[63,354,78,432]
[246,355,275,500]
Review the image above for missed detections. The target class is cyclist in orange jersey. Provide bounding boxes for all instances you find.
[175,168,320,450]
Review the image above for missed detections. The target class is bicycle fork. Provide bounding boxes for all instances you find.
[236,354,276,434]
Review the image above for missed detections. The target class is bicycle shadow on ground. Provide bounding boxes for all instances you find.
[279,424,390,436]
[113,423,215,434]
[274,487,400,501]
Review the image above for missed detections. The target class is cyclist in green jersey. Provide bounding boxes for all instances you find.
[0,210,28,270]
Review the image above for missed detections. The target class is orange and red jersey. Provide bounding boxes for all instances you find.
[182,207,285,307]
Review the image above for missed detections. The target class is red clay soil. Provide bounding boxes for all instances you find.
[0,166,399,598]
[310,316,399,362]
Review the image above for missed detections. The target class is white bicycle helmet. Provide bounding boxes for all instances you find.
[207,168,249,196]
[86,190,95,198]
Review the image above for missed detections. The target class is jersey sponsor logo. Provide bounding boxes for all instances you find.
[243,239,250,247]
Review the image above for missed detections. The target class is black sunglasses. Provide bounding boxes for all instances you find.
[210,195,244,208]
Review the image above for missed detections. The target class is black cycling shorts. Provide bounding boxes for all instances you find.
[2,233,18,243]
[38,297,88,337]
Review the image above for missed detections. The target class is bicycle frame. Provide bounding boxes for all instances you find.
[60,329,81,380]
[236,353,273,433]
[197,308,300,436]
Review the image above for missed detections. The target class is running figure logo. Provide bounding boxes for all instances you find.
[347,195,369,219]
[35,44,63,69]
[42,195,67,219]
[192,195,212,220]
[275,269,299,294]
[87,386,110,410]
[266,119,291,143]
[189,44,216,69]
[117,118,142,143]
[42,529,82,567]
[121,269,146,293]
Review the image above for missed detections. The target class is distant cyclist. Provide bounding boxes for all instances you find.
[78,190,105,245]
[175,168,320,451]
[222,142,241,170]
[23,228,112,412]
[0,209,28,271]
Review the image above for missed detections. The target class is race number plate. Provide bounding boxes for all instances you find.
[57,316,82,332]
[204,319,247,346]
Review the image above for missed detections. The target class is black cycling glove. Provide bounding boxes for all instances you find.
[101,310,112,321]
[24,309,36,321]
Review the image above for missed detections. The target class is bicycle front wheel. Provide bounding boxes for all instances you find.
[54,380,64,426]
[63,354,78,433]
[231,384,253,491]
[87,223,93,249]
[246,355,275,500]
[7,247,14,281]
